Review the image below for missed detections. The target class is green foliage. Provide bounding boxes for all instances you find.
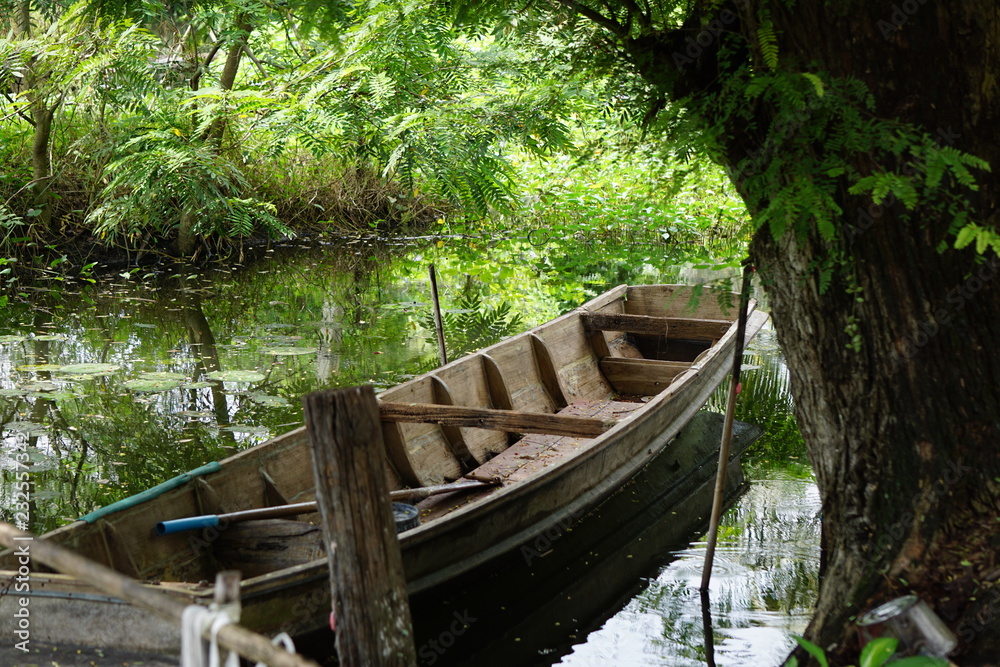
[756,9,779,70]
[422,287,524,357]
[285,2,579,219]
[787,635,949,667]
[86,126,292,243]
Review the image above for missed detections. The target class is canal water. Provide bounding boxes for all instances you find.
[0,234,820,665]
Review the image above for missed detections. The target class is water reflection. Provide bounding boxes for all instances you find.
[557,467,820,666]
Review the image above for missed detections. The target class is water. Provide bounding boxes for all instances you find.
[557,467,820,666]
[0,235,819,664]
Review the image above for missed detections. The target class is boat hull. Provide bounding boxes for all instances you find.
[0,284,768,654]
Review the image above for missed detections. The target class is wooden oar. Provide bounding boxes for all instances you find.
[156,477,501,535]
[0,522,319,667]
[700,262,754,591]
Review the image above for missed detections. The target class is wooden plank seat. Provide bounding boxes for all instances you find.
[598,357,694,395]
[415,398,645,523]
[378,402,615,438]
[580,311,731,340]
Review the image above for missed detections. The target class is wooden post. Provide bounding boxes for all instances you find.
[0,523,319,667]
[302,386,417,667]
[429,264,448,366]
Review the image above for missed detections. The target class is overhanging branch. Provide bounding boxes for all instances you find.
[553,0,630,39]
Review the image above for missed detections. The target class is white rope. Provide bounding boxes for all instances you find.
[180,605,239,667]
[255,632,297,667]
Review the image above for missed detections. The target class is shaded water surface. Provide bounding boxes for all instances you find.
[0,237,818,664]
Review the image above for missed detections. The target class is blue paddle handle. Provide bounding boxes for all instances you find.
[156,515,220,535]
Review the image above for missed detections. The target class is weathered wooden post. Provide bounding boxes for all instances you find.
[302,385,417,667]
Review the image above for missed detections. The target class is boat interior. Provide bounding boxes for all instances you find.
[0,285,747,589]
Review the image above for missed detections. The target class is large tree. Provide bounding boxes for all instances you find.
[482,0,1000,662]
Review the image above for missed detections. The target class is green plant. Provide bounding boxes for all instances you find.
[788,636,949,667]
[422,289,524,357]
[86,126,292,246]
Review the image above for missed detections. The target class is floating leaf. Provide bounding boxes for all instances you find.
[218,424,268,434]
[32,334,67,341]
[264,335,303,344]
[4,421,49,434]
[22,381,59,392]
[139,372,187,381]
[17,364,64,372]
[182,381,214,389]
[248,393,291,407]
[205,370,265,382]
[29,391,77,400]
[0,335,27,343]
[0,388,27,397]
[123,379,184,392]
[262,347,317,356]
[60,363,120,375]
[133,323,158,329]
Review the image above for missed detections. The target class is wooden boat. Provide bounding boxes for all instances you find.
[0,284,768,655]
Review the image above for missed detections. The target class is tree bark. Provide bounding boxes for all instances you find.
[180,15,253,257]
[30,98,57,230]
[591,0,1000,661]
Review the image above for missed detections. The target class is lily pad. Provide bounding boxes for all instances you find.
[205,370,265,383]
[32,334,68,342]
[181,381,214,389]
[60,363,120,376]
[29,391,78,401]
[0,335,27,343]
[218,424,269,434]
[248,393,291,407]
[17,364,64,372]
[4,421,49,434]
[0,388,27,397]
[123,378,184,392]
[264,335,303,344]
[262,347,317,356]
[139,372,187,381]
[22,381,59,392]
[134,323,158,329]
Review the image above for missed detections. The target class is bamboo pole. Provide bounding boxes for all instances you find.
[156,478,502,535]
[700,262,754,591]
[429,264,448,366]
[0,522,319,667]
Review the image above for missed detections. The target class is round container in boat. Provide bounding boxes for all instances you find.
[393,502,420,533]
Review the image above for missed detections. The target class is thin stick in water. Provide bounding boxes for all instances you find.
[700,263,754,591]
[429,264,447,366]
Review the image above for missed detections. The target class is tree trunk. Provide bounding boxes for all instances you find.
[605,0,1000,661]
[202,15,253,145]
[181,15,252,257]
[30,99,56,230]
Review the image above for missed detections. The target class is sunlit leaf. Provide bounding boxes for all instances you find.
[139,372,187,380]
[248,393,291,406]
[22,381,59,392]
[262,347,318,356]
[123,378,184,392]
[60,363,121,375]
[17,364,65,372]
[4,421,49,434]
[181,382,214,389]
[205,370,266,382]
